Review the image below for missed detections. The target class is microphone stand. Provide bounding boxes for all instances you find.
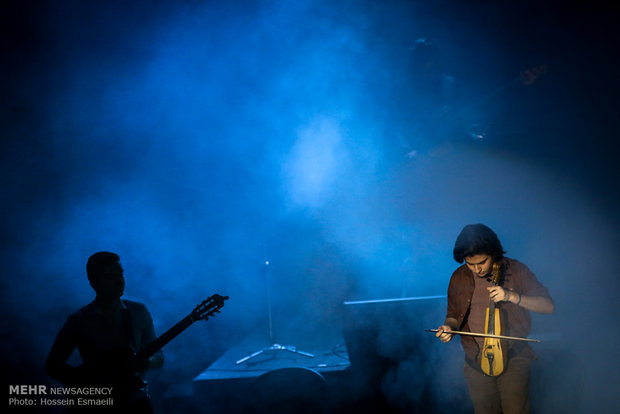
[236,257,314,365]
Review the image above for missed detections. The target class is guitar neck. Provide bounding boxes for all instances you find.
[137,314,196,360]
[487,300,496,333]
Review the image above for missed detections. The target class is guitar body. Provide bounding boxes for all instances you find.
[72,294,228,403]
[74,346,148,405]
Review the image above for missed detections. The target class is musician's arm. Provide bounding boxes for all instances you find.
[512,263,554,314]
[443,317,459,330]
[45,321,81,385]
[140,308,163,371]
[506,290,554,314]
[437,272,463,343]
[147,350,164,370]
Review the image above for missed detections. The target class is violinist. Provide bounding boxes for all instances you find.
[435,224,554,414]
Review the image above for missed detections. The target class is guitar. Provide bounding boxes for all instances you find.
[77,294,229,402]
[137,293,228,362]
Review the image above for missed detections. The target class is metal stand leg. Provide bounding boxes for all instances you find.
[236,344,314,365]
[235,256,314,365]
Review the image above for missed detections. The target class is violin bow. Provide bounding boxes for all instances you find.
[425,329,540,343]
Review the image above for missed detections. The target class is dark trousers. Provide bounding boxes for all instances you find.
[463,356,531,414]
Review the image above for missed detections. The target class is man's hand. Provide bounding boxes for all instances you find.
[436,325,454,343]
[132,355,151,373]
[487,286,514,303]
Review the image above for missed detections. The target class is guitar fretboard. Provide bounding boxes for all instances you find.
[137,314,195,359]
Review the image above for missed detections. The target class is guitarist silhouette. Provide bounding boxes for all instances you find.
[46,252,163,413]
[47,252,229,412]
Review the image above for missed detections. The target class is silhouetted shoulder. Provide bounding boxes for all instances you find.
[66,302,98,323]
[121,299,151,315]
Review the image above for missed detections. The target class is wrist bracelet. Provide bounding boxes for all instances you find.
[516,293,522,305]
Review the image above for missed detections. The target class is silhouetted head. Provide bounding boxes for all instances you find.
[453,224,505,264]
[86,251,125,299]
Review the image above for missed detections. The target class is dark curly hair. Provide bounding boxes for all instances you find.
[453,224,505,263]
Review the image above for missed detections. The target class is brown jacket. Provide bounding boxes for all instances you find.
[446,257,552,363]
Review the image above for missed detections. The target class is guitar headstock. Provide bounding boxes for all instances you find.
[491,262,506,286]
[491,262,501,285]
[191,294,229,322]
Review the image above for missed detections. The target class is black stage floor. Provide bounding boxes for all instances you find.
[194,336,351,382]
[156,296,579,414]
[159,296,459,414]
[159,335,353,414]
[199,337,350,412]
